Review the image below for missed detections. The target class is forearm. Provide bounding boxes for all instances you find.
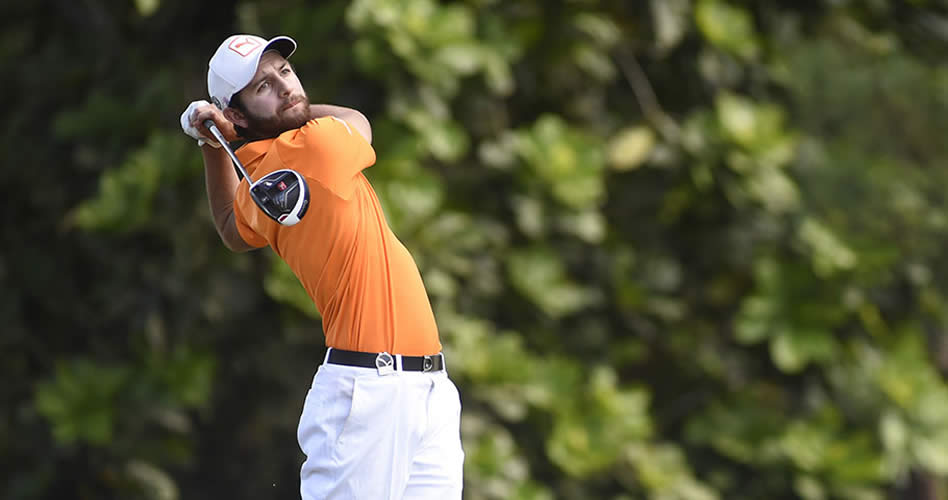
[201,145,253,252]
[308,104,372,143]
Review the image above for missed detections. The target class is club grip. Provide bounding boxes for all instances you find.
[203,119,226,145]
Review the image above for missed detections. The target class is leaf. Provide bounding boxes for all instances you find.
[386,175,444,224]
[557,210,606,244]
[551,172,606,209]
[795,475,827,500]
[134,0,160,17]
[745,165,801,213]
[574,13,622,47]
[734,296,780,344]
[879,412,909,454]
[433,43,484,76]
[695,0,760,60]
[572,44,617,81]
[422,119,470,162]
[71,132,199,233]
[514,115,608,209]
[608,126,656,170]
[125,460,179,500]
[512,195,546,239]
[798,218,858,277]
[547,368,651,477]
[716,92,759,148]
[461,412,551,498]
[35,359,128,446]
[913,435,948,474]
[652,0,693,54]
[422,4,476,43]
[770,329,836,373]
[482,51,516,95]
[627,443,720,500]
[507,248,600,318]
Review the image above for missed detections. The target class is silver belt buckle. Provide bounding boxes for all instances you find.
[376,352,395,376]
[422,355,434,372]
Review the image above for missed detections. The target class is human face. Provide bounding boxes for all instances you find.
[227,50,310,138]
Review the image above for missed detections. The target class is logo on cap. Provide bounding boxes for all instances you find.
[228,36,263,57]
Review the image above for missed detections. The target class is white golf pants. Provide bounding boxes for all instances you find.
[297,351,464,500]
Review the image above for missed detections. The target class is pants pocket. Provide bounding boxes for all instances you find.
[335,375,392,449]
[299,368,349,458]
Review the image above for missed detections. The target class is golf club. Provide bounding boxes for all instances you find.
[204,120,310,226]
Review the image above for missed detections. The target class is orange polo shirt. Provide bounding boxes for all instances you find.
[231,116,441,356]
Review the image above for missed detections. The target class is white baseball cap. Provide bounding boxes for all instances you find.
[207,34,297,109]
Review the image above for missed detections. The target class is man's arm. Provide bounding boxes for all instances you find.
[308,104,372,144]
[201,145,255,252]
[184,103,255,252]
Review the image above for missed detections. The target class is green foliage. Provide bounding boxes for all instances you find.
[35,359,129,446]
[71,132,202,233]
[507,247,601,319]
[514,114,608,210]
[695,0,760,60]
[547,366,651,477]
[10,0,948,499]
[35,349,214,448]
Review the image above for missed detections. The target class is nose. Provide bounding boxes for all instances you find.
[278,80,291,97]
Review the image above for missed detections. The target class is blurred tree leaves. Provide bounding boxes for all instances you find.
[35,347,213,448]
[10,0,948,499]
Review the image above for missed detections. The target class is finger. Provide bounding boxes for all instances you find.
[196,120,214,139]
[190,107,210,124]
[191,112,215,135]
[192,108,221,128]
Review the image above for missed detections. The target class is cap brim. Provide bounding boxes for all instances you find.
[263,36,296,60]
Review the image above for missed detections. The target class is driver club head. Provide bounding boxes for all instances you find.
[249,169,310,226]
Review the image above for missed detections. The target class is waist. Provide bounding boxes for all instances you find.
[324,348,445,373]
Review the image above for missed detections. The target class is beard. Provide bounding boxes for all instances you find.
[240,93,312,139]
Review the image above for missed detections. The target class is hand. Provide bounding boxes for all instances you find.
[180,100,234,148]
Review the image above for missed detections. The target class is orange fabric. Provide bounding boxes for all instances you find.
[231,117,441,356]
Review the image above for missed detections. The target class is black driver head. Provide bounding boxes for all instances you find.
[249,169,310,226]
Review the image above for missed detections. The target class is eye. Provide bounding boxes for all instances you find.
[281,67,291,75]
[257,81,269,93]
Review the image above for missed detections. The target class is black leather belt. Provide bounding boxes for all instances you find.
[327,348,444,372]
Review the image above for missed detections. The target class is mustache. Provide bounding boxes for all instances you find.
[281,96,307,111]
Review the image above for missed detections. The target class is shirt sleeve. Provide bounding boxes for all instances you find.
[278,116,377,198]
[233,191,270,248]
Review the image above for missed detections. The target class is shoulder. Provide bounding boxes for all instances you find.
[300,116,358,137]
[276,117,369,152]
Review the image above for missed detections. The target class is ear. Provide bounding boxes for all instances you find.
[223,107,248,129]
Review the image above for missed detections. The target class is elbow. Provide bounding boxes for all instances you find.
[348,110,373,144]
[218,229,254,253]
[214,212,255,252]
[222,236,250,253]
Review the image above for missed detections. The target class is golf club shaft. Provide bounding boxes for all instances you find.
[204,120,252,182]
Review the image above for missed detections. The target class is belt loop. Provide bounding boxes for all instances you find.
[394,354,403,372]
[323,348,332,365]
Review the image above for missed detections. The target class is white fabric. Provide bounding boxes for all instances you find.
[297,350,464,500]
[179,100,220,148]
[207,34,296,109]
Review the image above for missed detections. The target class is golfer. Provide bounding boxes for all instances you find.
[179,34,463,500]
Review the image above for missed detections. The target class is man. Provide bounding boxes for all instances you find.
[179,34,463,500]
